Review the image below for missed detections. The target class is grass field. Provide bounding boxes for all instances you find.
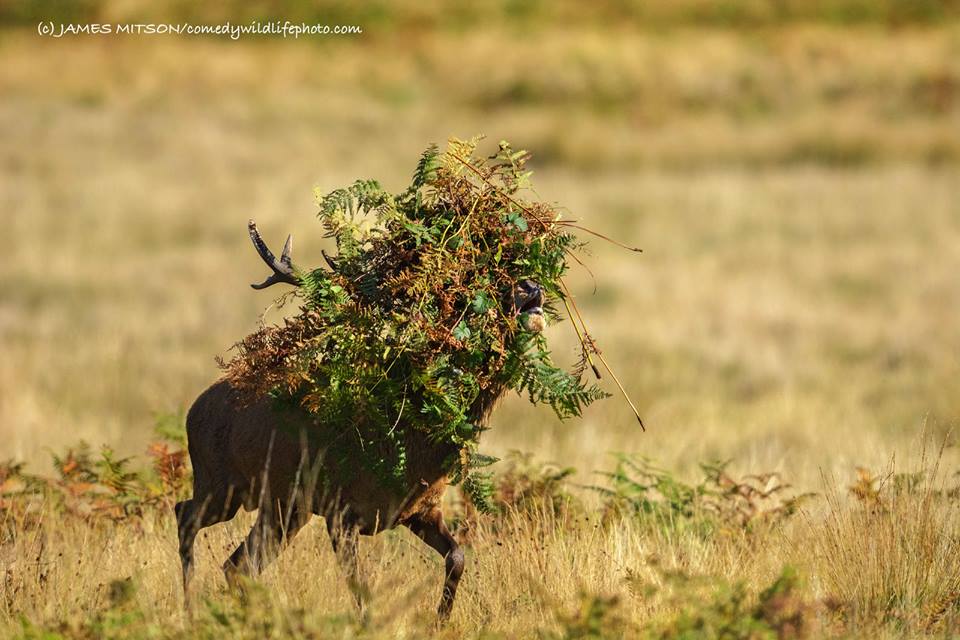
[2,7,960,638]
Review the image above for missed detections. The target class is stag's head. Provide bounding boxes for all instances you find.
[248,220,547,334]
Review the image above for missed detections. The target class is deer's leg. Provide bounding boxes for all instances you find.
[174,500,198,595]
[325,515,367,615]
[405,508,464,621]
[223,503,308,580]
[175,491,242,598]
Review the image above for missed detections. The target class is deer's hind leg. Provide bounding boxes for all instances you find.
[175,489,243,597]
[223,502,309,580]
[405,508,464,621]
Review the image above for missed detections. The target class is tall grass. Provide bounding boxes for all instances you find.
[4,437,959,637]
[809,445,960,633]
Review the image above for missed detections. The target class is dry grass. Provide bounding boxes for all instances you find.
[2,11,960,638]
[3,445,958,638]
[810,448,960,632]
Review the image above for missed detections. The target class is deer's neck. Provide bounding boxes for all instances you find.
[403,381,507,484]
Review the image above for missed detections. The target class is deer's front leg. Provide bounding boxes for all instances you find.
[405,508,464,621]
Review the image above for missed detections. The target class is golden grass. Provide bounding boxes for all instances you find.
[3,446,959,637]
[2,17,960,638]
[810,448,960,632]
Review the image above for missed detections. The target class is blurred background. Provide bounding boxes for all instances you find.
[2,0,959,486]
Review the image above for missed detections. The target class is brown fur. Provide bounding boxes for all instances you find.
[175,378,506,620]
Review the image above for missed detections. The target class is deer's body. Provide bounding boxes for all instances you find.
[175,221,544,620]
[175,380,481,619]
[182,380,458,531]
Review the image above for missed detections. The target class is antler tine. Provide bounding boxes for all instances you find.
[248,220,301,290]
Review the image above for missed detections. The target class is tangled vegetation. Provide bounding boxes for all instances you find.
[220,137,624,505]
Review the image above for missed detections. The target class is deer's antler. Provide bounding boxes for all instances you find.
[248,220,301,289]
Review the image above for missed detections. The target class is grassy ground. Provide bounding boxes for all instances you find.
[2,10,960,638]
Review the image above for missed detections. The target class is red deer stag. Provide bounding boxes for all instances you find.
[175,221,545,620]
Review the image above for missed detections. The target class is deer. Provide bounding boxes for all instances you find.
[174,221,546,621]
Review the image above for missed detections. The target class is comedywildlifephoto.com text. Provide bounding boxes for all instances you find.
[37,20,363,39]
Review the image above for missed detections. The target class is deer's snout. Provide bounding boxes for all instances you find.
[514,280,546,333]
